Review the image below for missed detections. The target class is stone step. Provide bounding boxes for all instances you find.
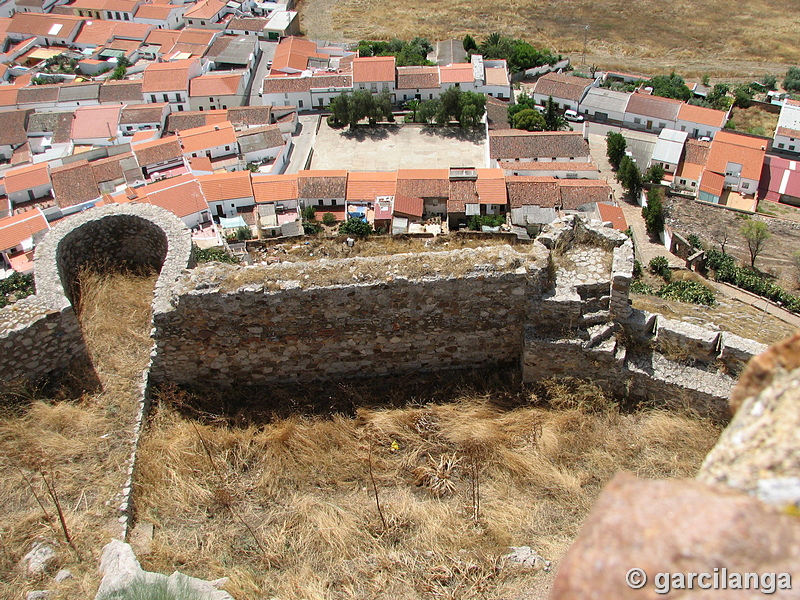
[585,322,616,349]
[581,310,612,326]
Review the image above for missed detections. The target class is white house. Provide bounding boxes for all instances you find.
[0,208,50,273]
[178,121,238,161]
[236,124,289,168]
[623,92,681,133]
[530,72,593,112]
[473,56,511,100]
[352,56,396,99]
[649,129,688,175]
[197,170,255,219]
[141,58,203,113]
[676,103,727,140]
[578,87,630,123]
[4,162,52,205]
[119,103,169,136]
[774,99,800,154]
[189,71,247,112]
[134,2,186,29]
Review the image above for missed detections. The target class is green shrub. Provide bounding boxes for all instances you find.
[630,279,654,295]
[467,214,505,231]
[648,256,671,281]
[632,259,642,278]
[96,575,197,600]
[235,226,251,241]
[303,221,321,235]
[0,272,35,307]
[322,212,336,226]
[642,188,665,235]
[687,234,703,249]
[194,246,238,264]
[301,206,317,222]
[657,280,716,306]
[339,217,373,237]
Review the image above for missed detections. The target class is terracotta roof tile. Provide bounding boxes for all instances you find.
[271,36,317,72]
[447,179,477,212]
[141,58,197,93]
[5,162,50,194]
[439,64,472,84]
[133,135,183,165]
[297,170,347,198]
[0,208,48,251]
[475,169,507,205]
[17,85,60,105]
[166,109,227,133]
[197,170,253,202]
[99,79,143,103]
[120,103,166,125]
[184,0,226,20]
[505,176,561,208]
[489,130,590,160]
[677,102,727,128]
[226,105,271,128]
[396,66,438,90]
[532,73,591,102]
[0,109,32,146]
[252,173,298,203]
[177,121,236,154]
[705,131,767,181]
[135,3,177,19]
[189,71,242,97]
[353,56,395,83]
[558,179,612,209]
[625,92,682,121]
[346,171,397,201]
[144,178,208,218]
[70,104,122,140]
[50,161,102,207]
[597,203,628,231]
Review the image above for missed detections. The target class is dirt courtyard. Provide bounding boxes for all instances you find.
[311,121,488,171]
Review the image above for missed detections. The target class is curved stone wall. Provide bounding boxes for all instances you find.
[0,203,193,387]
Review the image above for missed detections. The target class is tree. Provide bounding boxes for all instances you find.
[645,163,665,183]
[711,226,730,254]
[784,66,800,93]
[339,217,373,237]
[642,187,665,235]
[647,73,691,101]
[463,34,477,54]
[512,108,546,131]
[616,155,642,199]
[322,212,336,226]
[733,85,753,108]
[418,98,441,124]
[740,220,770,268]
[406,99,420,122]
[761,74,777,91]
[606,132,627,170]
[543,97,567,131]
[329,93,350,126]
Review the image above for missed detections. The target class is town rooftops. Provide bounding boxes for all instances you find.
[236,124,283,154]
[4,162,50,194]
[580,87,631,113]
[227,105,272,128]
[439,63,473,84]
[558,179,612,208]
[141,58,197,93]
[271,35,317,72]
[297,169,347,198]
[677,102,727,128]
[252,173,298,203]
[532,72,592,102]
[99,79,143,103]
[352,56,396,83]
[120,103,166,124]
[17,85,60,106]
[0,110,32,147]
[178,121,236,154]
[346,171,397,201]
[699,170,725,197]
[141,177,209,218]
[132,135,183,165]
[505,176,562,208]
[166,109,228,133]
[71,104,122,140]
[488,130,590,160]
[227,17,268,32]
[675,138,711,181]
[58,82,100,103]
[705,130,767,181]
[197,170,253,202]
[50,161,103,207]
[184,0,226,20]
[396,66,439,90]
[484,66,509,86]
[0,208,48,252]
[135,2,178,19]
[189,71,242,97]
[597,202,628,231]
[7,13,85,40]
[625,92,682,121]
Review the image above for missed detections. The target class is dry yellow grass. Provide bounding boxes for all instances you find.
[297,0,800,77]
[0,270,157,600]
[134,377,721,600]
[728,106,780,136]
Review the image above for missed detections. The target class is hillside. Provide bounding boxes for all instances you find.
[299,0,800,77]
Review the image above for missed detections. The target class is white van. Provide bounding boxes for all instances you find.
[564,109,584,122]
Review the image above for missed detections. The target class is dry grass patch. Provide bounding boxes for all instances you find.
[0,270,157,600]
[728,106,779,137]
[134,377,721,599]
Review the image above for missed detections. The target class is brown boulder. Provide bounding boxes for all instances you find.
[549,473,800,599]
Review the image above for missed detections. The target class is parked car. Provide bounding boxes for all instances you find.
[564,109,584,122]
[534,105,546,114]
[698,136,712,142]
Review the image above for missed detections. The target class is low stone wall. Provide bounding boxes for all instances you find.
[150,245,548,385]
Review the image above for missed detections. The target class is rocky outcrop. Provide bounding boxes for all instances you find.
[549,474,800,599]
[698,331,800,508]
[94,540,234,600]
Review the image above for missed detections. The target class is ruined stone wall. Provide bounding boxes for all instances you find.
[150,245,548,385]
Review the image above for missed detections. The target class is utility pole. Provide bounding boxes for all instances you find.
[583,25,589,65]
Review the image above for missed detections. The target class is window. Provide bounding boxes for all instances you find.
[680,179,686,185]
[124,13,129,20]
[209,97,214,102]
[177,105,183,111]
[199,106,204,111]
[742,183,749,189]
[659,122,666,128]
[78,10,83,15]
[634,117,641,124]
[299,100,303,108]
[151,95,157,102]
[225,146,230,151]
[318,199,323,206]
[332,199,337,205]
[163,94,169,102]
[691,182,696,187]
[680,125,686,131]
[791,146,797,151]
[222,105,226,109]
[429,94,433,99]
[779,143,785,149]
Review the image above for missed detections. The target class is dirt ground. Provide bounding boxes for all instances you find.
[665,197,800,293]
[297,0,800,78]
